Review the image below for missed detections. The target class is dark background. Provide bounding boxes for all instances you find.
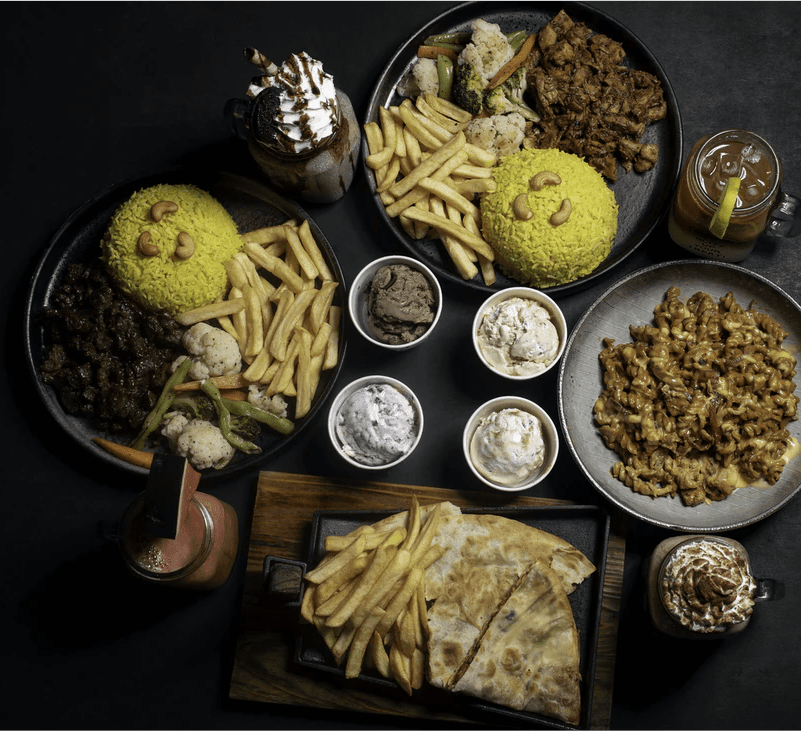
[2,2,800,729]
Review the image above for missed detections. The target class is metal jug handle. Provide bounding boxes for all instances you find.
[754,577,784,602]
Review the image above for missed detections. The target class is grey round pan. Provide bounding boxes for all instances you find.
[558,260,801,532]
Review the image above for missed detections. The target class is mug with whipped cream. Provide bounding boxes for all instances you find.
[226,49,361,204]
[646,534,781,638]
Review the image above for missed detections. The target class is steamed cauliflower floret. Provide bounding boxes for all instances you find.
[247,385,289,418]
[161,411,190,450]
[411,57,439,97]
[171,418,236,471]
[181,322,242,381]
[459,19,515,83]
[465,112,526,159]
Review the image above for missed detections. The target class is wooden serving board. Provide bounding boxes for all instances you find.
[228,471,626,729]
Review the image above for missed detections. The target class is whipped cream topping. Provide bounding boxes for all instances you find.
[661,538,756,633]
[251,51,339,155]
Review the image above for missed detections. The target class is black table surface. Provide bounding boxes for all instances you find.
[3,2,800,729]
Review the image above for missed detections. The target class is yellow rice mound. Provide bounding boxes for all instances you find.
[102,184,242,314]
[481,148,618,288]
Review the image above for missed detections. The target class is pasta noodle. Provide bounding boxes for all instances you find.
[594,287,799,506]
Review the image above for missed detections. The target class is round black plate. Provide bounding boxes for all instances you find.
[364,1,683,297]
[24,168,347,482]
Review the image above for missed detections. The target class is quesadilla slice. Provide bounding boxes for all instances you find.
[451,559,582,726]
[424,513,594,691]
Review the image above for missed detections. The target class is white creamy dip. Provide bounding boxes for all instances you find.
[477,297,560,377]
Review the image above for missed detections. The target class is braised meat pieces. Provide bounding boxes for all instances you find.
[523,10,666,180]
[39,263,185,434]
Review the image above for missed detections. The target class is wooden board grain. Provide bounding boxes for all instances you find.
[228,471,625,729]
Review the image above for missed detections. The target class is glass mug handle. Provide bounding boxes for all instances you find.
[767,193,801,238]
[223,98,251,142]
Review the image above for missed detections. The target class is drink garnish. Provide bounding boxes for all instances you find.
[709,175,742,239]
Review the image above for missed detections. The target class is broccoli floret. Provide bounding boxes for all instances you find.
[229,414,261,441]
[170,393,216,421]
[452,62,485,116]
[484,68,540,122]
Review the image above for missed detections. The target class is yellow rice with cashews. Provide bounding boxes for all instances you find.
[102,184,243,315]
[480,148,618,288]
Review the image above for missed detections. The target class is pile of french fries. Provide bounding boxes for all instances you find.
[363,93,499,285]
[174,219,340,419]
[300,499,446,695]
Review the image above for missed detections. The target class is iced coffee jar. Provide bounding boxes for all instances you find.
[120,491,239,590]
[668,129,801,262]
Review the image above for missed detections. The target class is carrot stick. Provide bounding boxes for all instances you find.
[172,373,253,392]
[92,438,154,469]
[486,33,535,91]
[417,45,458,63]
[220,388,248,401]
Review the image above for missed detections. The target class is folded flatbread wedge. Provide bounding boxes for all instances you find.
[423,513,594,692]
[451,558,582,726]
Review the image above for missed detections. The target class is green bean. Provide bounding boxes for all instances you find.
[436,55,454,100]
[505,30,529,52]
[222,397,295,436]
[424,32,470,47]
[201,381,261,455]
[130,357,192,451]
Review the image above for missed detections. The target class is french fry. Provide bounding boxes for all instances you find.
[369,630,391,679]
[401,496,421,549]
[268,335,299,396]
[309,280,339,335]
[384,149,469,218]
[300,584,316,624]
[401,207,495,260]
[244,242,305,294]
[375,566,424,637]
[331,620,358,664]
[324,524,375,553]
[348,547,411,628]
[403,126,422,168]
[323,306,341,370]
[315,554,370,607]
[410,648,425,690]
[378,106,398,160]
[463,213,497,285]
[240,222,295,245]
[425,93,473,123]
[310,321,332,359]
[298,219,334,282]
[395,603,417,657]
[242,340,272,382]
[417,176,481,219]
[223,257,251,291]
[294,327,313,418]
[397,100,448,151]
[268,288,317,361]
[388,130,466,198]
[243,286,264,358]
[376,156,401,193]
[451,177,497,197]
[416,582,430,641]
[408,502,443,567]
[304,534,367,584]
[363,120,383,155]
[174,298,245,327]
[284,223,319,281]
[389,106,407,158]
[326,546,396,629]
[416,94,466,134]
[345,606,385,679]
[389,643,413,696]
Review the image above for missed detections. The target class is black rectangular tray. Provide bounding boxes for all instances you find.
[289,505,611,729]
